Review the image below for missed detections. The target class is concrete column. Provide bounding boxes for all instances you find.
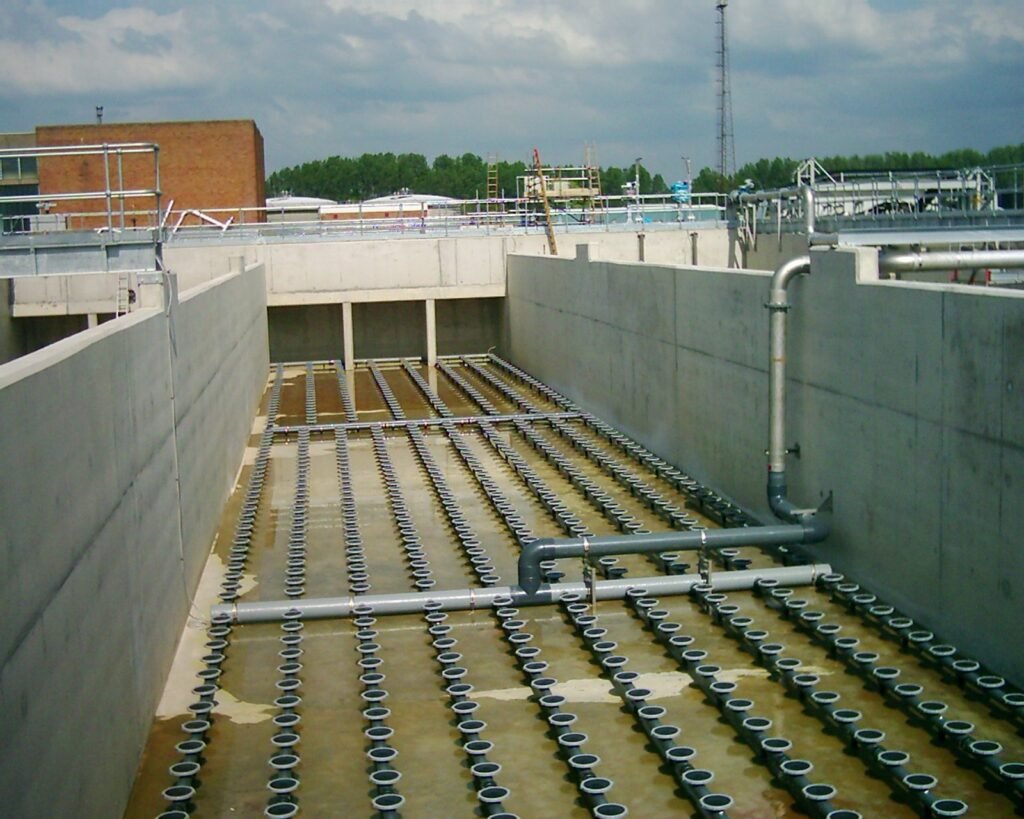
[342,301,354,371]
[425,298,437,366]
[87,314,99,329]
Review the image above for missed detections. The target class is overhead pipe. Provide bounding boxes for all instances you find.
[212,564,831,624]
[734,185,814,234]
[809,227,1024,248]
[765,255,832,535]
[879,248,1024,274]
[802,185,815,235]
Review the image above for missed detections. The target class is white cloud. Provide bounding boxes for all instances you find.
[0,0,1020,175]
[0,7,210,94]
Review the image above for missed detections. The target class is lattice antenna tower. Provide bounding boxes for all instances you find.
[715,1,736,182]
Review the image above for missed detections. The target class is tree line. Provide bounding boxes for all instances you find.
[268,143,1024,202]
[266,152,672,202]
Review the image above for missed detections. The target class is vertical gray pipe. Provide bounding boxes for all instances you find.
[766,254,830,533]
[767,255,810,477]
[802,185,815,235]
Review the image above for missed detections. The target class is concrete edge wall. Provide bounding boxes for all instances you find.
[0,262,268,817]
[505,246,1024,684]
[155,227,732,306]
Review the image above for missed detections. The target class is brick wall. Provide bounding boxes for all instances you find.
[36,120,266,227]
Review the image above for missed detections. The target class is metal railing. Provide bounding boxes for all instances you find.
[0,142,161,235]
[169,192,726,238]
[737,162,1024,243]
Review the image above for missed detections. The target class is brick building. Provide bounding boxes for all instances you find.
[35,119,266,227]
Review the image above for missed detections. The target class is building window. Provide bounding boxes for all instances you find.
[0,156,36,180]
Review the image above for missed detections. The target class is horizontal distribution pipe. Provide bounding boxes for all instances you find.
[518,525,828,595]
[269,412,582,435]
[809,228,1024,247]
[212,564,832,624]
[879,248,1024,273]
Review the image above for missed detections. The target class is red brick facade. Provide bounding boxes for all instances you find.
[36,119,266,227]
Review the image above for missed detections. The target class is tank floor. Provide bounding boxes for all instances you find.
[124,356,1024,819]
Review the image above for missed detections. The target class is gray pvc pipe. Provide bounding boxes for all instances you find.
[767,255,811,477]
[764,255,833,533]
[213,564,832,624]
[517,524,825,594]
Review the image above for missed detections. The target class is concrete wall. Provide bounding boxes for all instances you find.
[743,231,809,271]
[506,245,1024,684]
[11,271,120,317]
[10,226,733,318]
[0,263,268,818]
[267,296,504,363]
[22,314,89,354]
[161,225,731,304]
[268,303,346,363]
[437,297,504,355]
[165,233,510,304]
[354,300,426,359]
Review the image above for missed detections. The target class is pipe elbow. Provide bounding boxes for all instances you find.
[517,537,556,595]
[769,255,812,297]
[767,472,831,543]
[800,510,831,544]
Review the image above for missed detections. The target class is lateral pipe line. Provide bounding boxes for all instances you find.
[766,255,833,534]
[879,248,1024,273]
[518,524,825,595]
[809,228,1024,247]
[269,411,581,435]
[214,564,831,624]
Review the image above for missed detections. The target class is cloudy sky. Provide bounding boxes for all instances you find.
[2,0,1022,179]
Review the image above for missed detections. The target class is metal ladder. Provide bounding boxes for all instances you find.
[485,153,501,222]
[115,271,132,317]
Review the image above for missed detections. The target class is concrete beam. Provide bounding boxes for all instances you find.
[267,283,505,307]
[425,298,437,366]
[342,301,354,370]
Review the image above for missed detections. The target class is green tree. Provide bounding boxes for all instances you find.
[268,143,1024,202]
[600,166,626,196]
[693,167,730,194]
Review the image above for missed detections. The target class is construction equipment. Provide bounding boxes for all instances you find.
[584,143,604,224]
[532,148,558,255]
